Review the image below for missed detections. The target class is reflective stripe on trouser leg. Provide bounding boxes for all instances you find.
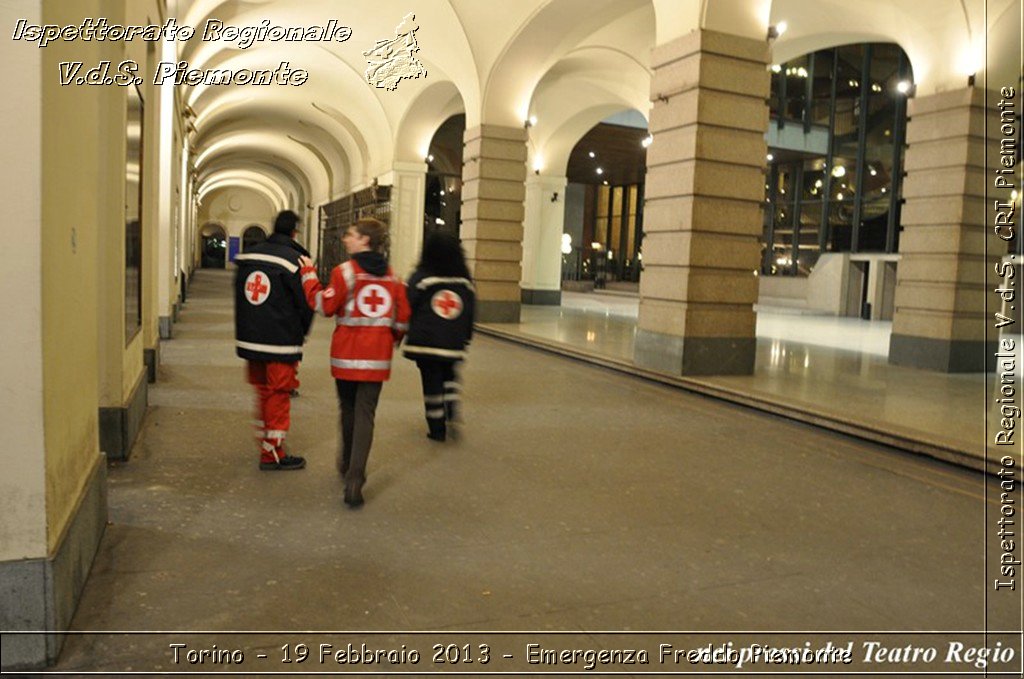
[443,367,460,420]
[262,439,281,463]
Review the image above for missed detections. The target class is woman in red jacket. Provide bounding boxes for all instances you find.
[298,218,410,507]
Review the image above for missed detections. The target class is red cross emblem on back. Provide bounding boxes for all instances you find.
[357,284,392,318]
[244,271,271,306]
[431,290,463,320]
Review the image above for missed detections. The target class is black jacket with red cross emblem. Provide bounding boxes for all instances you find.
[402,269,475,362]
[233,233,314,363]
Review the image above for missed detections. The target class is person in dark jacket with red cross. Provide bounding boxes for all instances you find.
[403,231,475,442]
[234,210,314,471]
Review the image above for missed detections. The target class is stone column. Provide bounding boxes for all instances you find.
[521,173,567,304]
[384,160,427,278]
[889,88,1003,371]
[461,125,527,322]
[635,29,769,375]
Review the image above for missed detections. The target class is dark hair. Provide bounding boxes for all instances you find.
[417,231,471,279]
[352,217,390,253]
[273,210,300,236]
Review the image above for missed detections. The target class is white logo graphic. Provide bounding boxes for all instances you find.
[244,271,271,305]
[363,13,427,91]
[430,290,463,320]
[356,284,393,317]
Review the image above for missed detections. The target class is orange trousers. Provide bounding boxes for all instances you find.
[247,361,299,462]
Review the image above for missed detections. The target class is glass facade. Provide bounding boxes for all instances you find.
[581,182,644,284]
[763,43,912,276]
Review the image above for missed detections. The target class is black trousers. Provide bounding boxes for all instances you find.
[415,359,459,436]
[335,380,383,483]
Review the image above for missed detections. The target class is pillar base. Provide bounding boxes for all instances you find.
[143,344,159,384]
[0,458,107,670]
[158,316,172,340]
[889,333,996,372]
[521,289,561,306]
[98,371,148,461]
[635,329,756,376]
[475,300,520,323]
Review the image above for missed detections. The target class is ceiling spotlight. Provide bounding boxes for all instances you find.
[588,151,595,158]
[596,167,603,175]
[896,80,915,96]
[766,153,774,162]
[641,135,653,148]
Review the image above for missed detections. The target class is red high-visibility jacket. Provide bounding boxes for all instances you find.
[301,259,410,381]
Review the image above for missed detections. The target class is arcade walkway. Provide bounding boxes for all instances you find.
[54,270,1010,672]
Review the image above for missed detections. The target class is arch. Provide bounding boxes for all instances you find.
[482,0,651,127]
[197,173,289,212]
[528,45,651,174]
[766,0,980,94]
[194,132,323,205]
[545,105,648,179]
[393,80,466,163]
[199,222,227,269]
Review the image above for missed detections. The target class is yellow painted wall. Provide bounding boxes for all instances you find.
[40,0,160,553]
[1,0,48,561]
[40,0,108,552]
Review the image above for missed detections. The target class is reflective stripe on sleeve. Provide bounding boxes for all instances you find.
[301,272,318,284]
[265,429,287,440]
[314,290,324,314]
[237,340,303,354]
[330,358,392,371]
[394,322,409,332]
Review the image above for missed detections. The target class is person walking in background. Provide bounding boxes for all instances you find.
[298,218,409,507]
[403,232,475,442]
[234,210,314,471]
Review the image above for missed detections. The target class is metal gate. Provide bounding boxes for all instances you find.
[316,184,392,282]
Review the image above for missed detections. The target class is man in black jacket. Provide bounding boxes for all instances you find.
[234,210,315,470]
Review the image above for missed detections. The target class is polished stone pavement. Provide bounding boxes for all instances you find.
[477,291,1011,473]
[51,271,1018,674]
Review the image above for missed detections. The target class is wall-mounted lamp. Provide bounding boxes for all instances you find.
[551,191,559,202]
[895,80,916,96]
[767,21,787,41]
[524,115,538,128]
[967,73,976,87]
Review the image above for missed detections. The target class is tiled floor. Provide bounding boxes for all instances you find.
[478,292,1009,471]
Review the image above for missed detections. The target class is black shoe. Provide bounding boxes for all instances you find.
[260,455,306,471]
[426,431,446,442]
[344,480,364,507]
[290,389,300,397]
